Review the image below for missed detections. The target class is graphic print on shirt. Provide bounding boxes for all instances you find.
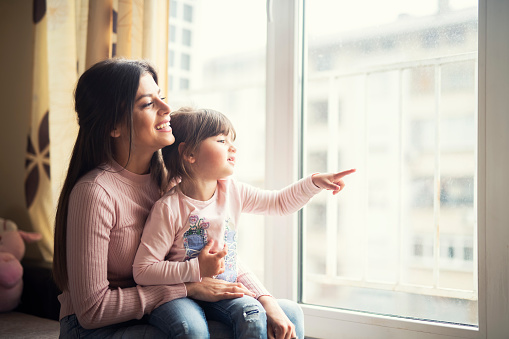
[183,214,209,260]
[216,218,237,282]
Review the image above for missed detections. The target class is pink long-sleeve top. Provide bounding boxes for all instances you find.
[133,175,322,298]
[57,162,187,329]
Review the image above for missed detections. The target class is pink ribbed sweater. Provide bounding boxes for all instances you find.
[57,162,185,328]
[58,162,269,329]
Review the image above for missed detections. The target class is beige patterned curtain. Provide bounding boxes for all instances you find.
[25,0,169,261]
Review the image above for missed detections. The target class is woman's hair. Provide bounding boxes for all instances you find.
[162,107,236,185]
[52,58,164,291]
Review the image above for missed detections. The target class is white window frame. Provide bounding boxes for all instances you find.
[264,0,509,338]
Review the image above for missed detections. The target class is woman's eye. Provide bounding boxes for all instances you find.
[142,97,165,108]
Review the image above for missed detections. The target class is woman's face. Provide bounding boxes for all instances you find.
[118,73,175,157]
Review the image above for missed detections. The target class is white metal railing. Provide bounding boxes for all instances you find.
[305,52,478,302]
[309,52,477,80]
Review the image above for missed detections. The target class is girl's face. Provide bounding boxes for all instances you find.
[116,73,174,157]
[190,133,237,181]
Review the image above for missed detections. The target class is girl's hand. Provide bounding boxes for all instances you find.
[185,278,255,302]
[312,168,356,195]
[198,240,227,278]
[258,296,297,339]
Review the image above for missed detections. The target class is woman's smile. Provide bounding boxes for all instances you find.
[155,120,171,131]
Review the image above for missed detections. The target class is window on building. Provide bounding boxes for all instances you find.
[182,28,192,46]
[183,4,193,22]
[170,0,177,18]
[169,50,175,68]
[169,24,176,43]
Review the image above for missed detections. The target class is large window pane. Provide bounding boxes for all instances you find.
[302,0,478,326]
[167,0,267,280]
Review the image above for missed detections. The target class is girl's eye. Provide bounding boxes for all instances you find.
[217,139,225,143]
[160,97,166,101]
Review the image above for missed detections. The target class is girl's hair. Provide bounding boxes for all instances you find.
[162,107,236,185]
[52,58,165,291]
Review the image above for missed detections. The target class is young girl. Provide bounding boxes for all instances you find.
[133,107,355,339]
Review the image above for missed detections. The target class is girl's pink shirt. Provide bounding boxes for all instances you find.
[133,175,322,298]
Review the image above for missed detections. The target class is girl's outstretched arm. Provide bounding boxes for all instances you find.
[236,168,356,216]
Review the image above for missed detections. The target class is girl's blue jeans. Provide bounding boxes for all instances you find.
[149,296,304,339]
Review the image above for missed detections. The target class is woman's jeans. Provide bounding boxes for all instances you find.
[149,296,304,339]
[60,297,304,339]
[59,314,166,338]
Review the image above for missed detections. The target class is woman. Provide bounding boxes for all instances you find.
[52,59,256,337]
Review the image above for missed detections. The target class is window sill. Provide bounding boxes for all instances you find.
[301,303,480,339]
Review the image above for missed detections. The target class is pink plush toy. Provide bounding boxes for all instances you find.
[0,217,41,312]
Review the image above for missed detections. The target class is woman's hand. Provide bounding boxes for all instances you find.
[258,296,297,339]
[312,168,356,195]
[198,240,227,278]
[185,277,255,302]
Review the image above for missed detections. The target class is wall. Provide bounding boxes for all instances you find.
[0,1,42,260]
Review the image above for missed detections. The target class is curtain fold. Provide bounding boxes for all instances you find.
[25,0,169,261]
[142,0,169,93]
[26,0,53,261]
[86,0,113,69]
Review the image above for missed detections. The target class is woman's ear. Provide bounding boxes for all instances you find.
[178,142,195,163]
[110,128,121,138]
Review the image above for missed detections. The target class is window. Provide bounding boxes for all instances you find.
[300,0,478,326]
[169,50,175,68]
[168,0,509,337]
[167,0,267,280]
[182,28,192,46]
[169,24,176,43]
[170,1,177,18]
[266,0,509,338]
[183,4,193,22]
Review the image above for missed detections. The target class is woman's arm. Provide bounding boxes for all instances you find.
[185,277,255,301]
[66,182,186,329]
[236,259,271,299]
